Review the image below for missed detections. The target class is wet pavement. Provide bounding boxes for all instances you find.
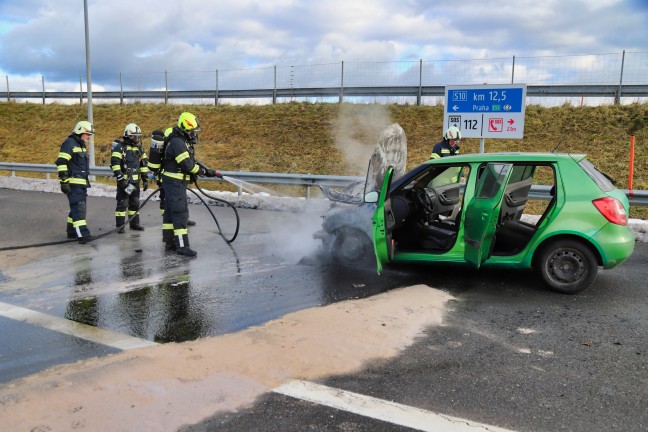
[2,188,648,432]
[0,188,415,380]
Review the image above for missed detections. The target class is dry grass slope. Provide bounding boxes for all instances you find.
[1,101,647,217]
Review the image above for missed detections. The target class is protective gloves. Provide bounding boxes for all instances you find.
[204,169,223,179]
[116,175,128,190]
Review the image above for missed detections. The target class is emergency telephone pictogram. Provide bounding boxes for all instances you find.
[488,118,504,132]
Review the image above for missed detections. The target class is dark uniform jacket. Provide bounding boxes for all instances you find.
[162,128,201,183]
[111,139,149,184]
[430,140,460,159]
[55,134,90,187]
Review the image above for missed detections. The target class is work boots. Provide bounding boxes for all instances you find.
[78,235,96,244]
[176,246,197,257]
[130,224,145,231]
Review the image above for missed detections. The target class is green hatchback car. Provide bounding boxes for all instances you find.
[363,152,634,294]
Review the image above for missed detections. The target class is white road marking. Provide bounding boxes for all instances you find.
[0,301,157,350]
[274,379,517,432]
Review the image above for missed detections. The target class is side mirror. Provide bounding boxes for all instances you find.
[364,191,379,203]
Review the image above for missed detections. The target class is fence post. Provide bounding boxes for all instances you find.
[164,70,168,105]
[5,75,9,101]
[273,65,277,104]
[615,50,625,105]
[119,72,123,105]
[41,76,45,105]
[339,61,344,103]
[417,59,422,106]
[511,55,516,84]
[79,76,83,106]
[215,69,219,106]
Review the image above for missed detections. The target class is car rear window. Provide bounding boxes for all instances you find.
[579,159,615,192]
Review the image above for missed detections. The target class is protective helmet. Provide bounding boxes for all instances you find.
[73,121,95,135]
[124,123,142,141]
[178,112,200,132]
[443,126,461,141]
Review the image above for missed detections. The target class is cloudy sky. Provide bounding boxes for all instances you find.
[0,0,647,82]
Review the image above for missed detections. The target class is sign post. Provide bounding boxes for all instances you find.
[444,84,527,152]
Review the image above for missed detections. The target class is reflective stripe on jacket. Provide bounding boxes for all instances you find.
[55,134,90,187]
[430,140,460,159]
[110,140,149,182]
[162,129,200,182]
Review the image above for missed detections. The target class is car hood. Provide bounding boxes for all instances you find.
[319,123,408,204]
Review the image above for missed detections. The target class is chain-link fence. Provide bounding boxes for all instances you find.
[2,51,646,106]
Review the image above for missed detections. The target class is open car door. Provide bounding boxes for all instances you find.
[371,166,395,274]
[464,163,513,267]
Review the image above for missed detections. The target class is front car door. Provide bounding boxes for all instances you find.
[464,163,513,267]
[371,167,395,273]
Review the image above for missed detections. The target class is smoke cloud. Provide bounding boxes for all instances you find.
[333,104,393,176]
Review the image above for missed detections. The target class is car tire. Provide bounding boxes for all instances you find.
[536,239,598,294]
[331,228,375,268]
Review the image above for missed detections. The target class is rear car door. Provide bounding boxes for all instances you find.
[464,163,513,267]
[372,167,395,274]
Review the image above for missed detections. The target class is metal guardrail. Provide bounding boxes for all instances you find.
[1,162,647,206]
[0,162,361,199]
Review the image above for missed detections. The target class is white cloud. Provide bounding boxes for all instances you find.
[0,0,645,88]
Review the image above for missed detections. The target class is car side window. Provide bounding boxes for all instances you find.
[476,163,512,199]
[428,166,463,188]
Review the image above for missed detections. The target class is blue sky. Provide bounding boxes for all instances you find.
[0,0,647,81]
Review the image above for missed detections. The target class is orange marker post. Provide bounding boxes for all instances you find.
[628,135,635,190]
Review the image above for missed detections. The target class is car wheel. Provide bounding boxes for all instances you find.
[331,228,374,268]
[537,239,598,294]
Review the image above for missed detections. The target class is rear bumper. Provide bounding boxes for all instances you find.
[591,223,635,268]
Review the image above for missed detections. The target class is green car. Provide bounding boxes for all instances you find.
[365,153,635,294]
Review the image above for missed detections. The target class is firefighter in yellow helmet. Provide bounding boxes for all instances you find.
[430,126,461,159]
[161,112,221,257]
[55,120,95,243]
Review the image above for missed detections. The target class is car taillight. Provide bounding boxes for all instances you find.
[592,197,628,226]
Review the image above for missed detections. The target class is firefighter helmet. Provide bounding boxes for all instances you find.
[443,126,461,142]
[73,121,94,135]
[178,112,200,132]
[124,123,142,141]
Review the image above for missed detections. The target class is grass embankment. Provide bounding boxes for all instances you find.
[0,101,647,217]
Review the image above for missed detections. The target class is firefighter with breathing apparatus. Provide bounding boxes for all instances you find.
[161,112,222,257]
[111,123,149,232]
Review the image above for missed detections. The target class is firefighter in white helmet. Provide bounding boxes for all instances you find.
[430,126,461,159]
[110,123,149,232]
[55,120,95,243]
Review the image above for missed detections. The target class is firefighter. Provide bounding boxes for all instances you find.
[162,112,221,257]
[147,128,174,244]
[110,123,149,232]
[55,120,95,243]
[430,126,461,159]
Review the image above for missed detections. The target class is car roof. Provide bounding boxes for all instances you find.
[424,152,587,164]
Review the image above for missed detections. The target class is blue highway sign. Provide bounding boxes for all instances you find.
[444,84,527,139]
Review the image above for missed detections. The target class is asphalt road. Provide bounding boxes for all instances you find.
[1,188,647,431]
